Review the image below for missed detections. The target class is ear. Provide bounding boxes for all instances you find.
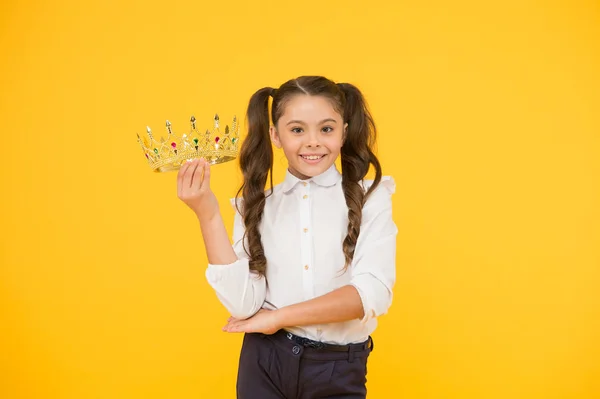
[343,122,348,143]
[269,125,282,148]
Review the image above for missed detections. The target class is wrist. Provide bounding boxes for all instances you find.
[273,306,292,330]
[195,206,220,224]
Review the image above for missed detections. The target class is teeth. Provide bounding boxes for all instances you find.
[302,155,322,160]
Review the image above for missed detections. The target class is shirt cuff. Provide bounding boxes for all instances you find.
[205,257,250,286]
[205,257,268,320]
[350,274,392,324]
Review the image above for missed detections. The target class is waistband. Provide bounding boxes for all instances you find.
[276,329,373,352]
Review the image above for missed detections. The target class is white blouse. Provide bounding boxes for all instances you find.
[206,164,397,345]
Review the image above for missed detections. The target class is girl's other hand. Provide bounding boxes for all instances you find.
[177,158,219,221]
[222,309,281,335]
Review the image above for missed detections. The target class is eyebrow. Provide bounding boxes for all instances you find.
[286,118,338,126]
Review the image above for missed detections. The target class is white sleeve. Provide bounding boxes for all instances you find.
[349,176,398,323]
[204,198,267,319]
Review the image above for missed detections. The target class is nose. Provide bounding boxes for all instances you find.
[306,130,321,147]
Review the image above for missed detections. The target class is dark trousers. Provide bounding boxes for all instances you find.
[236,330,373,399]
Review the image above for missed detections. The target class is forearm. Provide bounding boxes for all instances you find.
[275,285,364,327]
[197,210,238,265]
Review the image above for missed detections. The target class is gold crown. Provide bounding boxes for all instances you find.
[137,114,240,172]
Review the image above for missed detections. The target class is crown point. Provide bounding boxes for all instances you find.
[139,113,240,172]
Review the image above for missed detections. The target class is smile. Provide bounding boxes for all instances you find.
[300,155,326,160]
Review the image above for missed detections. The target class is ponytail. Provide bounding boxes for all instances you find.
[337,83,382,270]
[235,87,276,275]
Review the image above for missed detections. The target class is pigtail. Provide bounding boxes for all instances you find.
[236,87,276,275]
[337,83,382,270]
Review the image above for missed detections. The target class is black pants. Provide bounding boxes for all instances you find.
[236,330,373,399]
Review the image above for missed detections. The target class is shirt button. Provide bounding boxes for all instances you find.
[302,182,307,186]
[303,194,308,199]
[304,265,309,270]
[292,346,301,355]
[317,328,322,334]
[303,228,308,233]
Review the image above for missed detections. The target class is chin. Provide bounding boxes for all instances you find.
[292,158,334,178]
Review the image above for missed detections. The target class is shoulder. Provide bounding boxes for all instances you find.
[359,176,396,216]
[360,175,396,195]
[361,176,396,201]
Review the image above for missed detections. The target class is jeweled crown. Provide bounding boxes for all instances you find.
[137,114,240,172]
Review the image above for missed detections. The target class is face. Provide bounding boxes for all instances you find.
[270,94,347,180]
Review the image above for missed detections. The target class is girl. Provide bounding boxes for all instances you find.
[177,76,397,398]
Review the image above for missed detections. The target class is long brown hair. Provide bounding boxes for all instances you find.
[236,76,382,275]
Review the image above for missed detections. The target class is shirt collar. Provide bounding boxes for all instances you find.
[281,164,342,193]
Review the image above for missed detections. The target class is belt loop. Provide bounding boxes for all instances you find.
[348,347,356,363]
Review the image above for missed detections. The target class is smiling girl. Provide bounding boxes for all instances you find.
[177,76,397,398]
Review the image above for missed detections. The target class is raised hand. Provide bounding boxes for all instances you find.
[177,158,219,221]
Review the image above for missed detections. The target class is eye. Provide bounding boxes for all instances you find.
[322,126,334,133]
[291,127,303,134]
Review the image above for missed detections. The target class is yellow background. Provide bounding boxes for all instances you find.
[1,0,599,398]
